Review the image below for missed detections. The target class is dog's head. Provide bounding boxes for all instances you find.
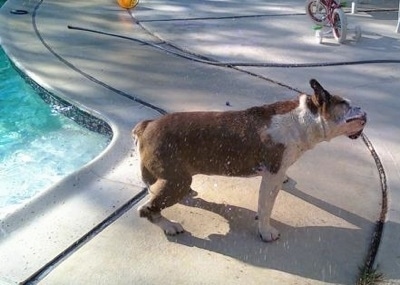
[309,79,367,140]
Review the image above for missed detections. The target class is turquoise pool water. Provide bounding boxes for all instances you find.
[0,46,110,214]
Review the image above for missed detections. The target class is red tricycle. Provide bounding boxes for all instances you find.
[305,0,361,44]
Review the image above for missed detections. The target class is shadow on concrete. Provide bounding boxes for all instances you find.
[168,178,374,284]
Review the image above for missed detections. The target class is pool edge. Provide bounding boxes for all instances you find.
[0,0,160,282]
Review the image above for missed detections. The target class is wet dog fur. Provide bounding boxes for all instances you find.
[132,79,367,242]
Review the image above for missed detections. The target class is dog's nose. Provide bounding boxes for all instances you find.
[354,106,367,121]
[354,107,364,115]
[361,111,367,122]
[359,112,367,126]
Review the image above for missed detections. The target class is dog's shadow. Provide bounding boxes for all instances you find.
[167,178,372,284]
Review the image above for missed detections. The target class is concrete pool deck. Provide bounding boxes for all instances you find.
[0,0,400,283]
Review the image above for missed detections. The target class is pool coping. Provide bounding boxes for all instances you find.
[0,0,163,281]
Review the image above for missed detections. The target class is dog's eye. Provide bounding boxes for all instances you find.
[339,101,350,111]
[332,96,349,108]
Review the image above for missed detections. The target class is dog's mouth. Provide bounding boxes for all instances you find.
[346,115,367,139]
[348,129,363,139]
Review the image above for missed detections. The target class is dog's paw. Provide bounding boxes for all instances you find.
[161,220,185,235]
[138,204,185,235]
[283,175,289,184]
[138,204,151,218]
[258,226,280,242]
[154,217,185,236]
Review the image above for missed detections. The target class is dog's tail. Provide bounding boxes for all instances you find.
[132,120,152,145]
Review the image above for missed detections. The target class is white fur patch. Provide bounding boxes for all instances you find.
[266,95,326,151]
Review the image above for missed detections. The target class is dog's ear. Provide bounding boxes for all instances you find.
[309,79,331,106]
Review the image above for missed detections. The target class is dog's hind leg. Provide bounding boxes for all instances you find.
[138,174,192,235]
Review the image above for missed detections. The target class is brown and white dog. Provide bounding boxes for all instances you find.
[132,79,366,242]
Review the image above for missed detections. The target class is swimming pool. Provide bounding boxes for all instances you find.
[0,45,111,215]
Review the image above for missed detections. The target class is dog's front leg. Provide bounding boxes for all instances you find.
[257,171,285,242]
